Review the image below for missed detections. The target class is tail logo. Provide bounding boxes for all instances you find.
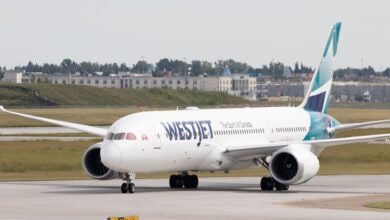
[302,22,342,113]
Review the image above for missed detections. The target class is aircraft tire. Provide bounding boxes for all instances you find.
[128,183,136,193]
[169,175,177,188]
[170,175,184,188]
[184,175,198,188]
[121,183,128,193]
[274,181,289,191]
[260,177,274,191]
[176,176,184,188]
[190,175,198,188]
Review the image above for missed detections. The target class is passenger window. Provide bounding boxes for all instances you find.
[113,133,126,140]
[126,133,136,140]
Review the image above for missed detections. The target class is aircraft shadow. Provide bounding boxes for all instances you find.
[38,182,375,195]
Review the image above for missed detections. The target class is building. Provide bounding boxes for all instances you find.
[120,75,203,90]
[20,72,261,99]
[29,73,238,92]
[257,81,390,103]
[1,71,22,84]
[230,75,258,100]
[202,76,232,92]
[232,75,257,92]
[49,74,120,88]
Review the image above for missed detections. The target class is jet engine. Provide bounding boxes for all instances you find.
[82,143,119,180]
[269,144,319,185]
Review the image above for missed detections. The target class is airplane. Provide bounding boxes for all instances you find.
[1,22,390,194]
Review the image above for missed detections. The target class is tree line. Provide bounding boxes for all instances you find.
[4,58,309,80]
[2,58,389,80]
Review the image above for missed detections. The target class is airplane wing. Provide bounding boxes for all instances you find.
[0,106,108,137]
[332,119,390,132]
[224,133,390,160]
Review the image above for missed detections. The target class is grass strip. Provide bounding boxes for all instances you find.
[365,202,390,210]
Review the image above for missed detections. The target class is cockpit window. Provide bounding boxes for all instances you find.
[113,132,126,140]
[106,132,137,141]
[105,132,114,140]
[126,133,137,140]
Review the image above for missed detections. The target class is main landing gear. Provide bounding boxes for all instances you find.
[121,173,136,194]
[169,172,198,189]
[260,176,289,191]
[256,157,289,191]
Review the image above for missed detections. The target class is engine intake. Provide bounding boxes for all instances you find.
[270,144,319,185]
[271,152,299,181]
[82,143,118,180]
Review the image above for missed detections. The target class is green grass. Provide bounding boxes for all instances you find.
[336,128,390,138]
[1,106,389,128]
[1,127,390,181]
[365,202,390,210]
[0,107,153,127]
[0,141,91,172]
[329,108,390,123]
[0,132,95,137]
[0,84,249,107]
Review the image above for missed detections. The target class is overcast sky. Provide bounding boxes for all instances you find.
[0,0,389,70]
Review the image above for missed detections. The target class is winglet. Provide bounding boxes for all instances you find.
[0,106,5,112]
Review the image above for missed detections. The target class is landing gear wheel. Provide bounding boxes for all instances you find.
[170,174,198,189]
[175,175,184,188]
[121,183,128,193]
[190,175,198,188]
[260,177,274,191]
[184,175,199,188]
[128,183,136,193]
[169,175,183,188]
[274,181,289,191]
[183,175,192,188]
[169,175,177,188]
[121,172,136,194]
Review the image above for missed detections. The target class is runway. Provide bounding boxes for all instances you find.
[0,123,388,135]
[1,175,390,220]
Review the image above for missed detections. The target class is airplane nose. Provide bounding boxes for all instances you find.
[100,142,122,170]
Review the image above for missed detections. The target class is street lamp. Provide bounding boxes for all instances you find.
[141,56,145,74]
[183,57,187,76]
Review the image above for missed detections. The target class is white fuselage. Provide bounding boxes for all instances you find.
[100,107,316,173]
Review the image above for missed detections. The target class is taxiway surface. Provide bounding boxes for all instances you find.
[0,175,390,220]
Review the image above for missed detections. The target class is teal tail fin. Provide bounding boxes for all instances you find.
[299,22,342,114]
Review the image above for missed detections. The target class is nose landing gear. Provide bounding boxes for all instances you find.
[121,173,136,194]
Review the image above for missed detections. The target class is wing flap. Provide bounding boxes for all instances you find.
[0,106,107,137]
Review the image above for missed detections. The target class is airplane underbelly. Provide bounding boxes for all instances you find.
[132,140,214,173]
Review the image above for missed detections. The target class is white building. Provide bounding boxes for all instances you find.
[230,75,257,100]
[120,75,203,90]
[49,75,120,88]
[26,73,257,99]
[2,71,22,84]
[37,73,235,92]
[202,76,232,92]
[232,75,257,92]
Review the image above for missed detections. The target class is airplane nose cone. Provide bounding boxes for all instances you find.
[101,142,122,170]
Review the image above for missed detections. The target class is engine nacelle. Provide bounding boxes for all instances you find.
[269,144,319,185]
[82,143,119,180]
